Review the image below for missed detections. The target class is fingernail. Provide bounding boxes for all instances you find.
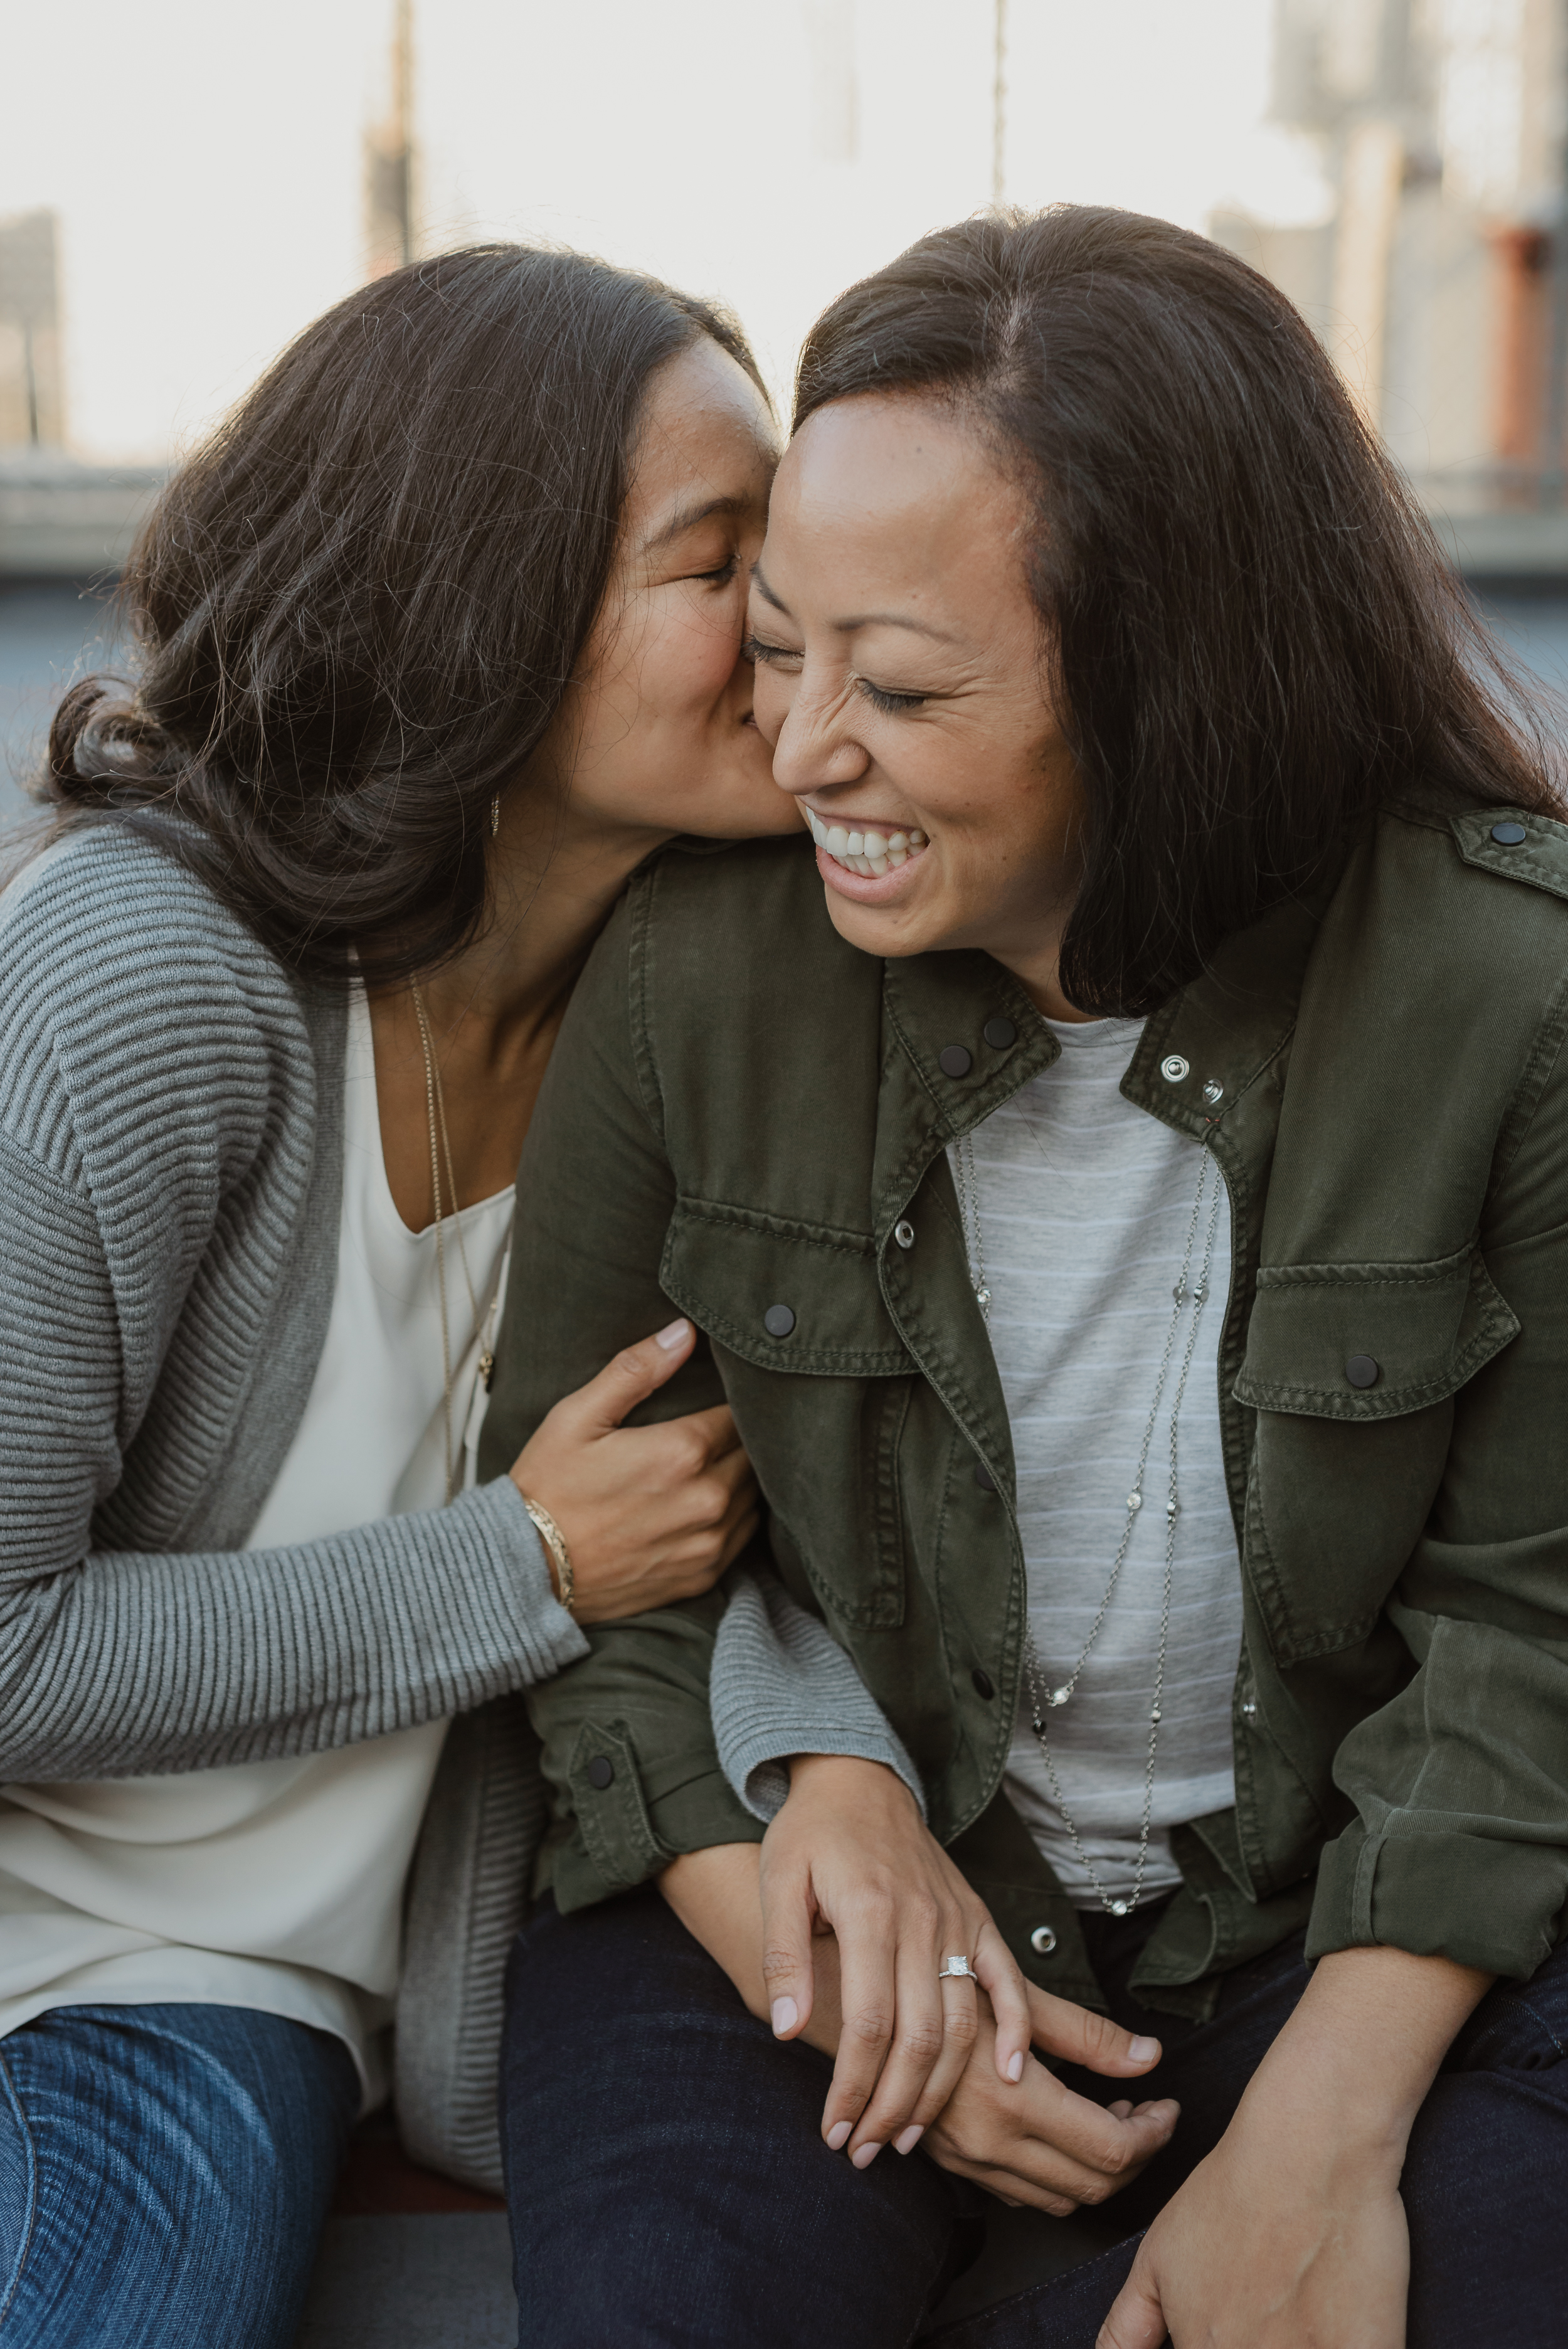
[825,2121,852,2151]
[1006,2049,1024,2083]
[850,2141,882,2169]
[893,2124,924,2155]
[1129,2036,1160,2064]
[770,1997,798,2036]
[655,1317,691,1350]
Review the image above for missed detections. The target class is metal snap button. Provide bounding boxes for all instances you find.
[938,1044,973,1079]
[1345,1354,1380,1389]
[586,1755,615,1790]
[1201,1078,1224,1105]
[971,1667,995,1699]
[1491,820,1527,846]
[973,1462,997,1492]
[1241,1700,1258,1721]
[1160,1055,1190,1083]
[983,1017,1017,1050]
[1030,1924,1057,1956]
[763,1304,797,1339]
[894,1219,916,1250]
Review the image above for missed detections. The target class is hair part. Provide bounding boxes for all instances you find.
[794,206,1561,1014]
[41,244,766,989]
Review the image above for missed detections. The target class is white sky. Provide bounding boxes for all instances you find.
[0,0,1331,462]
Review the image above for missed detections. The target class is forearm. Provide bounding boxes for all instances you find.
[0,1478,580,1779]
[659,1840,846,2057]
[1237,1944,1491,2167]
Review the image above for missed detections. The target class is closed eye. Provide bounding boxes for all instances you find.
[856,677,927,714]
[694,553,741,585]
[744,632,802,666]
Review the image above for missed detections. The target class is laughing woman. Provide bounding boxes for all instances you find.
[0,245,802,2348]
[486,209,1568,2346]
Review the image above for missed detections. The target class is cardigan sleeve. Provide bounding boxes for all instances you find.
[0,1120,586,1779]
[711,1571,925,1822]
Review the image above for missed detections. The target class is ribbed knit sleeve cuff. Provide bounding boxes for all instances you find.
[710,1569,926,1823]
[459,1476,589,1686]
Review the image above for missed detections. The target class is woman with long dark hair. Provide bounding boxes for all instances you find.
[487,208,1568,2345]
[0,241,991,2346]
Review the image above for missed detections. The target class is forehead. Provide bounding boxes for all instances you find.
[625,339,777,534]
[769,393,1024,583]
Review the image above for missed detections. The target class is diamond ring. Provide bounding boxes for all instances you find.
[938,1956,975,1980]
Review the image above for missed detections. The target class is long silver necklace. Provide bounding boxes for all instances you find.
[953,1128,1223,1916]
[411,985,509,1504]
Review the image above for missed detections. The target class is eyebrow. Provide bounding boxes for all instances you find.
[640,494,750,555]
[751,561,962,644]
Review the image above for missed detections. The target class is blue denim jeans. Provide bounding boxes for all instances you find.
[0,2002,358,2347]
[501,1884,1568,2348]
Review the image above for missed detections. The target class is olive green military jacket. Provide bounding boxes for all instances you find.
[479,806,1568,2017]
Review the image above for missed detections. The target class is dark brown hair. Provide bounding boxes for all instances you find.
[42,245,765,987]
[795,206,1560,1014]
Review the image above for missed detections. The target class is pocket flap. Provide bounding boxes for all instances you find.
[662,1199,914,1376]
[1233,1246,1518,1421]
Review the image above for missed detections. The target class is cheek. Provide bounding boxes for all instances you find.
[646,598,745,722]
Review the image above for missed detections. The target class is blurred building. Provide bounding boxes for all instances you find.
[1214,0,1568,562]
[364,0,418,277]
[0,211,65,449]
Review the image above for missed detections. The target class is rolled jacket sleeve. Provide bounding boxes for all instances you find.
[1306,1015,1568,1978]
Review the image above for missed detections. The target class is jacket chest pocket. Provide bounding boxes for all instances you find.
[1232,1246,1518,1662]
[661,1199,915,1626]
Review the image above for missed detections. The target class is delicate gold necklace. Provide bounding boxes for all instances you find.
[411,984,509,1503]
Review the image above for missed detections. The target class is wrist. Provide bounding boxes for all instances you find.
[785,1752,918,1806]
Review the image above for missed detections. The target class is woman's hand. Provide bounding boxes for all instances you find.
[1098,2113,1407,2348]
[758,1756,1069,2164]
[1098,1943,1492,2349]
[923,1993,1177,2214]
[511,1317,758,1626]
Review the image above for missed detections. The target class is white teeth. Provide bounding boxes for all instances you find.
[805,812,928,875]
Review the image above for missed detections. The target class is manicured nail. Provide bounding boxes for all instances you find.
[771,1997,798,2036]
[1129,2036,1160,2064]
[655,1318,691,1350]
[1006,2049,1024,2083]
[850,2141,882,2170]
[893,2124,924,2155]
[825,2121,852,2150]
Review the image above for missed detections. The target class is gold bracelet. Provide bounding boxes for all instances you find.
[521,1495,575,1617]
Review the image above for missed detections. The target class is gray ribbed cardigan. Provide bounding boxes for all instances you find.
[0,825,914,2193]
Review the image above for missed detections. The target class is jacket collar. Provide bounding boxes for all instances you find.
[874,878,1332,1219]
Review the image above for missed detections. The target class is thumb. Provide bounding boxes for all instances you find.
[1027,1982,1163,2079]
[758,1860,818,2047]
[1096,2244,1167,2349]
[568,1318,696,1435]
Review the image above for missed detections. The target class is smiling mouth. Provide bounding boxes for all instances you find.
[803,806,929,878]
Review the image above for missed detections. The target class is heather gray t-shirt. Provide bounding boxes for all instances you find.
[952,1015,1242,1909]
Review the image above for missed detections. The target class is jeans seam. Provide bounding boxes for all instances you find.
[1506,1993,1567,2061]
[0,2046,38,2338]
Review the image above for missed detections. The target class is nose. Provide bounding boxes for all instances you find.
[771,681,869,798]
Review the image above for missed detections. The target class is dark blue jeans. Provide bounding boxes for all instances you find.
[0,2003,358,2346]
[501,1885,1568,2348]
